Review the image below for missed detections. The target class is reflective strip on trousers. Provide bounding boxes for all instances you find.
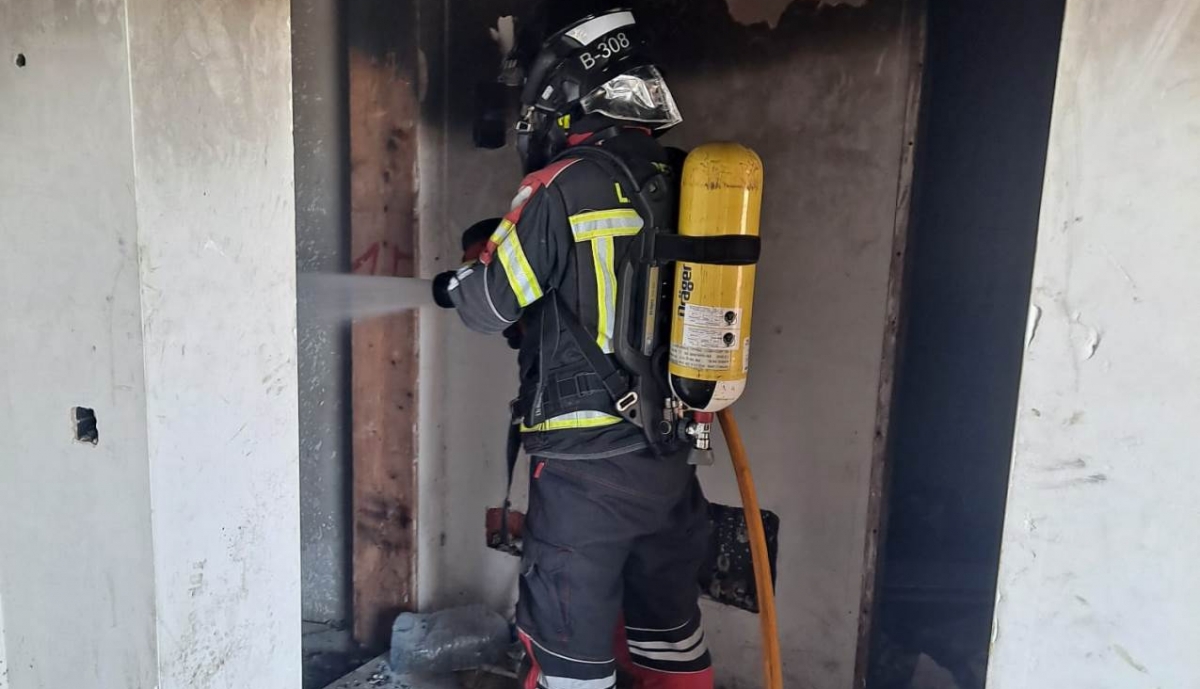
[627,639,709,663]
[538,673,617,689]
[626,626,705,653]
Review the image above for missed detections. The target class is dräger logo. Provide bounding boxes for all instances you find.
[677,265,694,318]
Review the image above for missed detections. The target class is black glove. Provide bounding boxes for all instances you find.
[432,271,456,309]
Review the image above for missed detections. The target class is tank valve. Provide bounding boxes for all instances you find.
[686,411,716,465]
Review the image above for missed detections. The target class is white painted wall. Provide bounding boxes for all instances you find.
[125,0,301,685]
[0,582,7,689]
[988,1,1200,687]
[0,1,300,687]
[0,5,160,686]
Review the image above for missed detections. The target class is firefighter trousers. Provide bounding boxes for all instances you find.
[516,446,714,689]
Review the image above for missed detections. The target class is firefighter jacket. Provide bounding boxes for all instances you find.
[445,129,677,459]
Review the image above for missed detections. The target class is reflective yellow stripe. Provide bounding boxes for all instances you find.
[489,218,515,245]
[592,236,616,353]
[493,220,543,307]
[569,209,643,241]
[520,410,623,432]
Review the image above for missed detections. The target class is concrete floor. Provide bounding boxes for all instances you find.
[303,622,377,689]
[320,657,518,689]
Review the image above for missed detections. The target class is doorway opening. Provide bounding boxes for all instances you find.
[867,1,1066,687]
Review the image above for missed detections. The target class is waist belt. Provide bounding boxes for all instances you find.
[514,292,640,430]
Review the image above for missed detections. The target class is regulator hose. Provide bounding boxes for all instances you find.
[717,408,783,689]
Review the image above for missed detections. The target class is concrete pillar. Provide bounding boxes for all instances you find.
[0,0,300,687]
[293,0,354,631]
[989,0,1200,686]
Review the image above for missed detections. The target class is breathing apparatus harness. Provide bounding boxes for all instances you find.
[512,140,760,447]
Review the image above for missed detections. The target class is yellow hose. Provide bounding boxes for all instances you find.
[717,408,783,689]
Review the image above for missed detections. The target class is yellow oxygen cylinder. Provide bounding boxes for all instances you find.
[669,143,763,414]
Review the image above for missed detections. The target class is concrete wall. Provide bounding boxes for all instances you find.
[414,2,922,688]
[293,0,354,628]
[988,1,1200,687]
[1,0,301,687]
[0,4,160,686]
[125,0,301,685]
[0,584,7,689]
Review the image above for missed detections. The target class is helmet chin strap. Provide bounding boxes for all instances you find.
[515,130,540,173]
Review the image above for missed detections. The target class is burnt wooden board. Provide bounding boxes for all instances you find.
[348,0,421,648]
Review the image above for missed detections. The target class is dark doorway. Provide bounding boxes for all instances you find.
[868,0,1066,687]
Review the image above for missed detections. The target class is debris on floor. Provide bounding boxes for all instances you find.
[304,621,378,689]
[318,604,522,689]
[320,655,518,689]
[390,605,511,676]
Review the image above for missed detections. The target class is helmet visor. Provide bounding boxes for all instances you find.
[579,65,682,129]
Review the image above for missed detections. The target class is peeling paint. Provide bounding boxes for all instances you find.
[488,16,516,58]
[1077,325,1101,360]
[203,238,229,257]
[723,0,868,28]
[1067,311,1101,361]
[1025,303,1042,348]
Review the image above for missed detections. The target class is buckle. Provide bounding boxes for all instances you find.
[616,391,639,413]
[509,398,524,424]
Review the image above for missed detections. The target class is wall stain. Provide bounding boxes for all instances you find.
[724,0,871,30]
[1039,457,1087,472]
[1041,473,1108,489]
[1111,644,1149,674]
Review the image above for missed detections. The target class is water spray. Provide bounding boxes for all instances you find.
[297,273,435,323]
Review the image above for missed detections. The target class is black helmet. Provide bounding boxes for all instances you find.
[514,9,682,172]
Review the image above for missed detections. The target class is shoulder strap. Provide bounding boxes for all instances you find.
[551,144,657,194]
[551,292,641,421]
[554,145,760,266]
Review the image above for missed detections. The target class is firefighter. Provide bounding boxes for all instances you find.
[432,9,714,689]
